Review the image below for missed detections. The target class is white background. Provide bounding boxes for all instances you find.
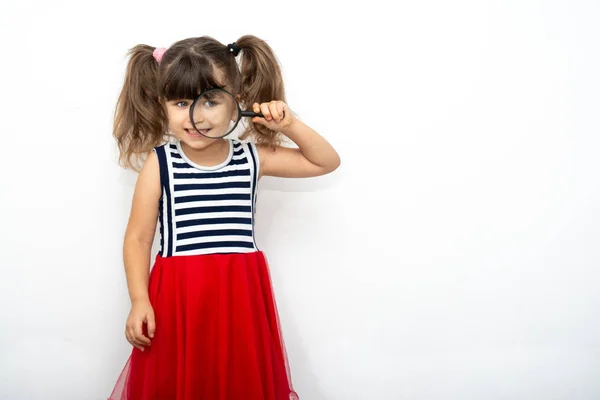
[1,0,599,399]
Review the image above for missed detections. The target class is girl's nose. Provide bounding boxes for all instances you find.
[190,117,203,127]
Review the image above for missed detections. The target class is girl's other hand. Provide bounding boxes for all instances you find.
[125,299,156,351]
[252,101,296,133]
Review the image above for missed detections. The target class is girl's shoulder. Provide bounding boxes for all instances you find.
[233,137,258,151]
[153,139,174,152]
[154,142,170,150]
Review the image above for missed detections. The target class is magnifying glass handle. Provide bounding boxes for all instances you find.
[241,110,286,119]
[241,111,264,118]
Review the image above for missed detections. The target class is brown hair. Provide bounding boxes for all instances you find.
[113,35,287,170]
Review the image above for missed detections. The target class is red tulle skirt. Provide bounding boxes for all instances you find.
[109,251,298,400]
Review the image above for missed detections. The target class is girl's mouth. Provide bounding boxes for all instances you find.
[186,128,211,136]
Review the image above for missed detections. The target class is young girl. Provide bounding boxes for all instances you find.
[108,35,340,400]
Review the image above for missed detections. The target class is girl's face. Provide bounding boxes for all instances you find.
[163,93,239,151]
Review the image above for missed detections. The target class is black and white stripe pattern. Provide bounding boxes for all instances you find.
[154,139,260,256]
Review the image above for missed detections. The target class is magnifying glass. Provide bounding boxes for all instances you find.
[189,88,283,139]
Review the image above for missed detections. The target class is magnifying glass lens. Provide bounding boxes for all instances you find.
[191,89,239,138]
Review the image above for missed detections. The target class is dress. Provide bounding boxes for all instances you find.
[109,139,299,400]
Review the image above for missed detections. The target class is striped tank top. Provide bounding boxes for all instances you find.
[154,139,260,257]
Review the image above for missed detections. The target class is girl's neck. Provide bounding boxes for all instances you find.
[178,139,231,169]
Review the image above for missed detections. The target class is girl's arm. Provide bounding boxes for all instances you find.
[123,151,161,303]
[253,101,341,178]
[122,151,161,350]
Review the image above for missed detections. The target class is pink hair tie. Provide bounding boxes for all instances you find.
[153,47,167,64]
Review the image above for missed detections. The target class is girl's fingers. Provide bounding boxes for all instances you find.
[260,103,271,120]
[252,101,288,124]
[146,314,156,339]
[269,101,281,122]
[136,332,151,346]
[277,102,285,121]
[133,320,151,346]
[126,328,145,351]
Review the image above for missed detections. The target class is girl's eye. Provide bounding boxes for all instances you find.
[176,101,188,107]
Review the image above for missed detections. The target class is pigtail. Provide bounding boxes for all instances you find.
[113,44,168,171]
[235,35,287,147]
